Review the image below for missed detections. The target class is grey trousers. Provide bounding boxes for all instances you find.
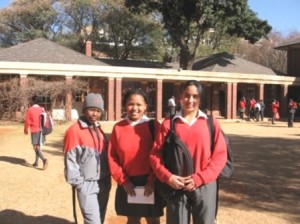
[166,181,217,224]
[77,180,101,224]
[98,175,112,223]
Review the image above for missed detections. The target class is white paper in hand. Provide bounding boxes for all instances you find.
[127,186,154,204]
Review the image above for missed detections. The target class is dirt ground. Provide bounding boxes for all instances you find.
[0,118,299,224]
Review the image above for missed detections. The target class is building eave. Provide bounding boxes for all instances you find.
[1,61,299,86]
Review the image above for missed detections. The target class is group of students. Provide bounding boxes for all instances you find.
[238,97,299,127]
[238,97,265,122]
[61,80,228,224]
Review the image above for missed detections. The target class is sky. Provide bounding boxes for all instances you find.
[0,0,299,35]
[248,0,300,35]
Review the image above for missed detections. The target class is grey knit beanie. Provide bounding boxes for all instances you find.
[82,93,104,112]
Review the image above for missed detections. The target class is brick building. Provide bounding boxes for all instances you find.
[0,38,300,121]
[275,37,300,115]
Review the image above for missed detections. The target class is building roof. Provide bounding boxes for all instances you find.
[98,53,282,76]
[0,38,281,76]
[274,37,300,51]
[0,38,108,66]
[97,58,176,69]
[192,52,281,75]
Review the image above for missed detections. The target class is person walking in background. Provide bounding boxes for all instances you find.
[249,97,256,121]
[108,89,164,224]
[287,99,298,127]
[254,101,261,122]
[271,99,280,124]
[259,99,265,121]
[176,99,182,113]
[64,93,110,224]
[24,95,48,170]
[167,96,176,117]
[150,80,227,224]
[238,97,246,120]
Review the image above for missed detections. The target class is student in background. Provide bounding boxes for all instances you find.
[24,95,48,170]
[167,96,176,117]
[238,97,246,120]
[249,97,256,121]
[287,98,298,127]
[259,99,265,121]
[271,99,280,124]
[254,101,261,122]
[108,89,164,224]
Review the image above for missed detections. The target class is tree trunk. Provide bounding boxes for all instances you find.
[179,47,195,70]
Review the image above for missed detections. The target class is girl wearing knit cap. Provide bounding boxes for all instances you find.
[64,93,111,224]
[108,89,164,224]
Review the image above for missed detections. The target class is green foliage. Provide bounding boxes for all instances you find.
[0,0,59,45]
[95,3,165,60]
[0,0,166,61]
[0,0,272,65]
[126,0,272,69]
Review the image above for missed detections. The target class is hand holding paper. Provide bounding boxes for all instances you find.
[127,186,154,204]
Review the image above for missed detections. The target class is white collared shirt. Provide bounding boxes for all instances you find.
[125,115,150,126]
[173,109,207,126]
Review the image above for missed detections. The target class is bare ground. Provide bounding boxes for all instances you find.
[0,119,299,224]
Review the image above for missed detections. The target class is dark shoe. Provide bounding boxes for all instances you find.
[32,163,38,167]
[43,159,48,170]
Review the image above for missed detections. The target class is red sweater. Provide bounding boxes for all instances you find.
[250,99,256,108]
[24,105,44,134]
[272,102,279,113]
[108,119,160,185]
[150,117,227,188]
[239,100,246,109]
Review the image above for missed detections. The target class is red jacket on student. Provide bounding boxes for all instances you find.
[150,112,227,188]
[24,105,44,134]
[272,101,280,113]
[239,100,246,110]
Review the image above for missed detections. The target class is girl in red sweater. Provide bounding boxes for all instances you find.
[108,89,164,224]
[150,80,227,224]
[271,99,280,124]
[24,95,48,170]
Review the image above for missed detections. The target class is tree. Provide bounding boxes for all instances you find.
[57,0,106,52]
[126,0,272,70]
[230,31,300,74]
[0,0,59,46]
[99,3,164,60]
[0,78,88,122]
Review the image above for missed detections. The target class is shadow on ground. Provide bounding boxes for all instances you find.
[43,133,112,156]
[219,134,300,224]
[0,209,72,224]
[0,156,48,171]
[0,156,27,166]
[10,129,299,224]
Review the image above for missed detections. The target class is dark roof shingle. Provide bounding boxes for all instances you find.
[0,38,108,66]
[192,52,281,75]
[274,37,300,50]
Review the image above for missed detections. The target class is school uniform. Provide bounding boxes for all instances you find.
[238,100,246,120]
[24,104,45,145]
[271,102,280,124]
[150,110,227,224]
[108,116,164,217]
[64,117,109,224]
[288,101,298,127]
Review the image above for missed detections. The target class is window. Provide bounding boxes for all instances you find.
[246,84,255,99]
